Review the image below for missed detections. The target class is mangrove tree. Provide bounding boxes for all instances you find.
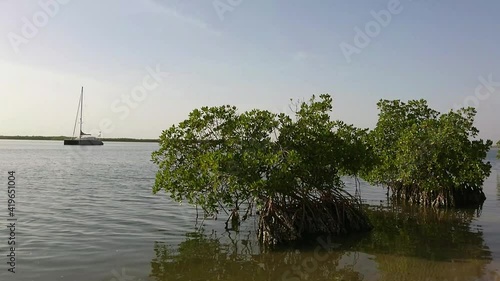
[363,99,492,208]
[151,94,372,246]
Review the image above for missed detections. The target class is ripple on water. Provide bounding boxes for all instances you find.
[0,141,499,280]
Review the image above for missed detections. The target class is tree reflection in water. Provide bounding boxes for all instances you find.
[351,205,496,281]
[497,173,500,201]
[150,230,364,281]
[149,206,498,281]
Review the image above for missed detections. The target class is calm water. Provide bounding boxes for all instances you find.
[0,140,499,281]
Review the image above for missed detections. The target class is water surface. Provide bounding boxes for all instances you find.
[0,140,498,281]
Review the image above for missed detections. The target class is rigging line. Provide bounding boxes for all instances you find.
[72,90,82,138]
[80,87,83,137]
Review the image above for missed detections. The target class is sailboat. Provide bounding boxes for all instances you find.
[64,87,104,145]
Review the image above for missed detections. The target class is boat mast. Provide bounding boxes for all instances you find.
[79,86,83,141]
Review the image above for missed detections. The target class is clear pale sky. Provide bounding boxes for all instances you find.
[0,0,499,140]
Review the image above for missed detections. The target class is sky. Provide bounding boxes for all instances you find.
[0,0,499,140]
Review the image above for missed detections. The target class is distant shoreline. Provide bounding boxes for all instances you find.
[0,135,159,143]
[0,135,498,147]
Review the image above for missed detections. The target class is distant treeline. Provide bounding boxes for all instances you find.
[0,135,496,146]
[101,138,159,143]
[0,135,159,143]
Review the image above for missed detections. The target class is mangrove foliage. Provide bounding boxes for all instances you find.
[151,94,372,246]
[497,140,500,158]
[363,99,492,208]
[151,95,494,246]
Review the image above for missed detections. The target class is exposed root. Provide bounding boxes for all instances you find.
[257,190,372,246]
[389,182,485,208]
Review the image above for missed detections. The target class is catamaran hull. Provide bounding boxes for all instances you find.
[64,139,103,145]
